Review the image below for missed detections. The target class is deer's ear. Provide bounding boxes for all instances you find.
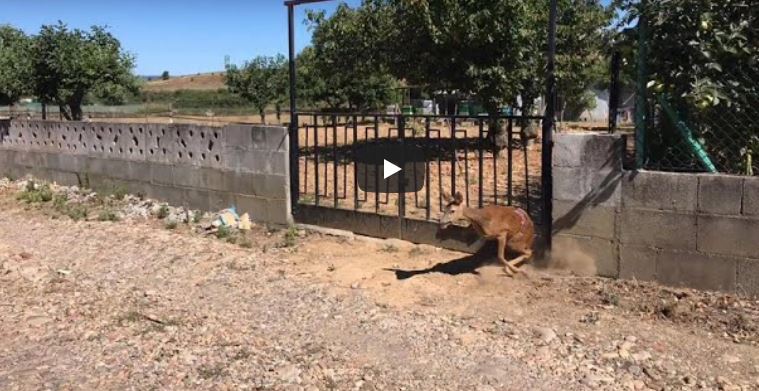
[453,192,463,203]
[442,192,452,203]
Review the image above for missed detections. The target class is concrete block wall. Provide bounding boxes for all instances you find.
[0,120,292,225]
[553,133,759,296]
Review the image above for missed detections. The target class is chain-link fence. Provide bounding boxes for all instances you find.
[641,67,758,176]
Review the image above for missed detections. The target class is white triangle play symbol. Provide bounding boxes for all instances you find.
[383,159,401,179]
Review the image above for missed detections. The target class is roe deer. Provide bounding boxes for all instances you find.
[439,192,535,276]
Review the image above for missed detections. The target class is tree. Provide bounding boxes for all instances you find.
[520,0,612,123]
[225,55,285,123]
[613,0,758,173]
[306,4,396,112]
[31,22,137,120]
[0,25,33,106]
[161,70,170,80]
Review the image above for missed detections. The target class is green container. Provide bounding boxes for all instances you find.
[458,101,470,116]
[401,105,414,115]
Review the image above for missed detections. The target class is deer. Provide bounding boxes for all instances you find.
[439,192,535,276]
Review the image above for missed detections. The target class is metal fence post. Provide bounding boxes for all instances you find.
[635,0,649,168]
[287,2,300,210]
[541,0,558,250]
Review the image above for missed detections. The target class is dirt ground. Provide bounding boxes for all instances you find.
[0,178,757,391]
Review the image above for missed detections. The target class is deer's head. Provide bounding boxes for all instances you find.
[439,191,464,228]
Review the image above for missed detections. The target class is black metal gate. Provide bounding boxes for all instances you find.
[290,112,547,253]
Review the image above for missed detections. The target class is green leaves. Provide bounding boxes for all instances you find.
[225,55,287,122]
[0,25,33,105]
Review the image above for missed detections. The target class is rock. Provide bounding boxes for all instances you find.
[278,364,301,384]
[534,327,557,344]
[632,351,652,362]
[721,353,741,364]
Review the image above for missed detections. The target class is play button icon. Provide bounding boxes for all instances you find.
[383,159,401,179]
[355,141,426,194]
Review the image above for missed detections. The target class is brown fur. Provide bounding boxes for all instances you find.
[440,192,535,276]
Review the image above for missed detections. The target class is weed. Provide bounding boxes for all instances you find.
[282,226,298,247]
[232,348,251,361]
[225,235,238,244]
[238,237,253,248]
[156,205,170,219]
[409,246,427,257]
[381,244,399,253]
[98,209,120,222]
[111,185,128,200]
[192,210,203,223]
[198,364,227,380]
[65,204,89,221]
[52,193,68,211]
[600,291,620,306]
[299,194,315,204]
[165,221,178,230]
[18,181,53,203]
[216,225,231,239]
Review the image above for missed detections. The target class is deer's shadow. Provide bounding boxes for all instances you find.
[385,241,502,280]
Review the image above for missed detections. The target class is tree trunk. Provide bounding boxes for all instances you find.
[69,103,83,121]
[259,109,266,124]
[275,104,281,122]
[41,103,47,120]
[59,105,72,121]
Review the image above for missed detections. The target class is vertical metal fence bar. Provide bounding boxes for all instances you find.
[507,118,514,206]
[461,129,470,206]
[492,119,498,205]
[342,123,348,199]
[425,118,431,221]
[398,116,406,218]
[524,135,531,214]
[451,117,457,195]
[374,116,380,214]
[332,115,338,208]
[314,114,320,206]
[353,115,358,210]
[478,120,484,208]
[303,121,309,197]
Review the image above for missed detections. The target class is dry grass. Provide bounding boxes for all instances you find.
[142,72,226,92]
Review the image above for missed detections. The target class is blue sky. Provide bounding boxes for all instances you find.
[3,0,612,76]
[2,0,360,75]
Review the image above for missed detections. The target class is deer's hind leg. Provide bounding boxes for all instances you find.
[507,240,533,270]
[497,234,520,276]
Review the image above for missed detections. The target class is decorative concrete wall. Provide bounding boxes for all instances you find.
[553,133,759,295]
[0,120,292,225]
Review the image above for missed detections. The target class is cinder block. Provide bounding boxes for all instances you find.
[619,208,697,250]
[261,174,288,199]
[552,166,622,207]
[184,188,210,211]
[553,133,624,170]
[737,259,759,297]
[231,172,263,195]
[234,194,269,222]
[622,171,698,212]
[151,164,174,186]
[552,199,616,239]
[743,177,759,216]
[552,233,618,277]
[266,198,293,225]
[657,250,737,292]
[223,125,254,149]
[207,191,235,212]
[263,126,288,152]
[619,245,659,281]
[697,215,759,258]
[698,175,743,215]
[144,184,186,207]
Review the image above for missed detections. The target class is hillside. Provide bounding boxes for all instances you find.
[142,72,227,92]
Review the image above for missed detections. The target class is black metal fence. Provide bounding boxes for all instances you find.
[291,112,545,228]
